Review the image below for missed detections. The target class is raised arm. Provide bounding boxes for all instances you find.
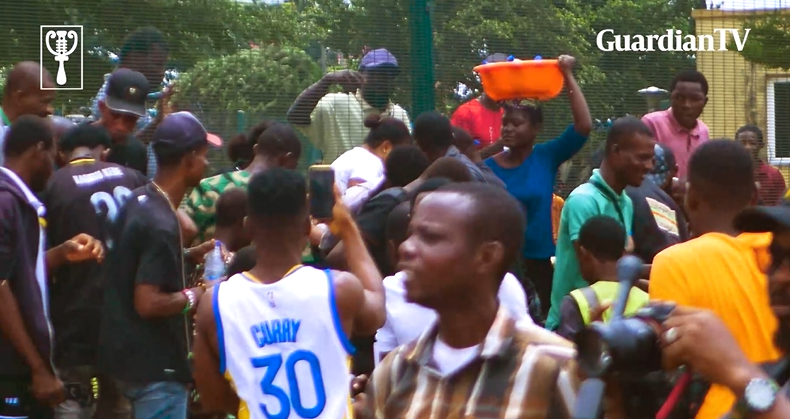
[329,189,385,336]
[543,55,591,164]
[286,71,363,126]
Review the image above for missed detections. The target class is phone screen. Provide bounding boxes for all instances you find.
[309,166,335,220]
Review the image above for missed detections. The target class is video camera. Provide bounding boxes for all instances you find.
[571,255,679,419]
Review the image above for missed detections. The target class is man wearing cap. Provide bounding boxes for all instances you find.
[94,69,150,175]
[90,27,171,181]
[97,112,213,419]
[286,48,410,163]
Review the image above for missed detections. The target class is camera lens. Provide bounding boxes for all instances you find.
[576,318,663,377]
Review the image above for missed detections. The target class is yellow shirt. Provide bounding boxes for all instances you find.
[296,90,411,163]
[649,232,780,419]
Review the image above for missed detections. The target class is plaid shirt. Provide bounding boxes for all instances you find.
[362,307,581,419]
[91,74,158,179]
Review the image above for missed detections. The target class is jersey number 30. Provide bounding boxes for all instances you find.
[251,350,326,419]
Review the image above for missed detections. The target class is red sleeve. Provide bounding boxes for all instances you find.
[771,168,788,205]
[451,104,471,132]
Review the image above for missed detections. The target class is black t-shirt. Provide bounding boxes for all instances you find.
[354,188,407,277]
[106,135,148,176]
[97,184,191,382]
[626,180,689,264]
[45,158,147,368]
[227,246,256,277]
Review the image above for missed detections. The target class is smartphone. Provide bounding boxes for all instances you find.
[308,165,335,220]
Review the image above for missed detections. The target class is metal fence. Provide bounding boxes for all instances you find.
[2,0,789,194]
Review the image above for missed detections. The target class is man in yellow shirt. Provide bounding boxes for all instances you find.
[649,139,781,419]
[286,48,411,163]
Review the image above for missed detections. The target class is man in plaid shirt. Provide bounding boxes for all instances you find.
[360,183,598,419]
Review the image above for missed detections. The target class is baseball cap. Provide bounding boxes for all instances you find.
[483,53,508,64]
[152,111,209,151]
[359,48,398,71]
[104,69,150,117]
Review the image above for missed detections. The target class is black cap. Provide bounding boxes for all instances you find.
[152,111,208,151]
[735,200,790,233]
[104,69,150,117]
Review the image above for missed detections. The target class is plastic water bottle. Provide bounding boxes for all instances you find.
[203,241,226,287]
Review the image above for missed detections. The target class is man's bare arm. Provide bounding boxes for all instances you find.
[335,220,385,334]
[286,78,333,125]
[134,284,203,319]
[193,288,239,414]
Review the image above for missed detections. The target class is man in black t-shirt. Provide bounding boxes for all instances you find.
[45,124,146,419]
[98,112,211,419]
[95,69,150,175]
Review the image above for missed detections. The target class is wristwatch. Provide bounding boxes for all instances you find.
[743,378,780,413]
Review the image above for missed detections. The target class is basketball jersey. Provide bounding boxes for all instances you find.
[214,266,355,419]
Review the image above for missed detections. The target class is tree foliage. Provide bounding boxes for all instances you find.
[174,45,321,119]
[0,0,323,111]
[734,12,790,70]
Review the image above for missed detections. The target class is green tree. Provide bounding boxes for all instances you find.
[174,45,324,168]
[0,0,325,112]
[733,12,790,70]
[175,44,321,118]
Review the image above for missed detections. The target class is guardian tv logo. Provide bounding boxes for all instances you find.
[596,28,750,52]
[40,25,83,90]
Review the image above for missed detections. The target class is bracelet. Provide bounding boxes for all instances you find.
[182,289,196,313]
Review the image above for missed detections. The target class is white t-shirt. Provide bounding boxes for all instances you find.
[374,271,531,364]
[432,339,481,376]
[331,146,384,194]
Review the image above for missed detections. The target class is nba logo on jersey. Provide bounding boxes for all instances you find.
[268,291,276,307]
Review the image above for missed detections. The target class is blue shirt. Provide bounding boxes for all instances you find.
[484,125,588,259]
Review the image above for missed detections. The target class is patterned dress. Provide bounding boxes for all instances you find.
[181,170,315,263]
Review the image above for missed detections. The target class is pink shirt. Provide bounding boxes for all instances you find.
[642,109,709,179]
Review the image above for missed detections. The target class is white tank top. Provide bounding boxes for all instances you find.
[214,266,355,419]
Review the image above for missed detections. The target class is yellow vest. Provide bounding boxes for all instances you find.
[570,281,649,324]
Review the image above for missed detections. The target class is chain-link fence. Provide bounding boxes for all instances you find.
[1,0,789,195]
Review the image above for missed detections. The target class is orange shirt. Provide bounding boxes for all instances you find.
[551,194,565,244]
[649,232,780,419]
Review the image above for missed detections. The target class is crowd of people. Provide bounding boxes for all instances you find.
[0,26,788,419]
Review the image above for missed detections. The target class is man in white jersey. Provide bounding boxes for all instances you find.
[193,168,386,418]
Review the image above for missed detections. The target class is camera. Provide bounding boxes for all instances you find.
[575,303,675,378]
[571,256,705,419]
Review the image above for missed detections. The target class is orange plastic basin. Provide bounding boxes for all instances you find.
[473,59,564,101]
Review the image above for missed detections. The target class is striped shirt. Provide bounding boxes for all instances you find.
[362,307,580,419]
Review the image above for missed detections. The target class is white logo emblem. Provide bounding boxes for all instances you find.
[268,292,276,307]
[40,26,83,90]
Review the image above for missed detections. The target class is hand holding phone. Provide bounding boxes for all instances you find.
[308,165,336,221]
